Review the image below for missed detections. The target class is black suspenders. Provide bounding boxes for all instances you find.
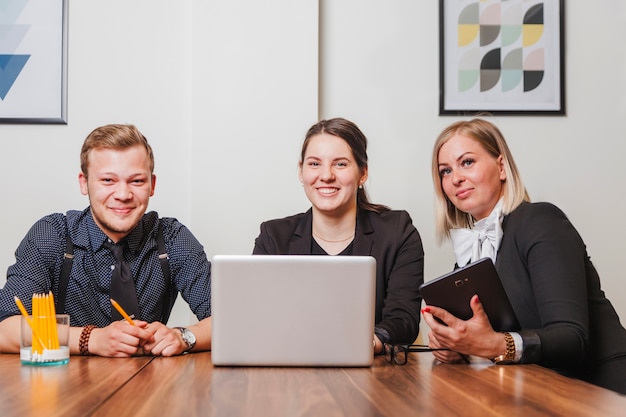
[56,221,172,323]
[56,234,75,315]
[155,221,174,323]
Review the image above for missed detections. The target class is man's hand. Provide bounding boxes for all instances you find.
[140,322,187,356]
[88,320,154,357]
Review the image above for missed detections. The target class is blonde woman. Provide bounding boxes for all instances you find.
[424,118,626,394]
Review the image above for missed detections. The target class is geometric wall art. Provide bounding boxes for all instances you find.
[0,0,68,124]
[439,0,564,115]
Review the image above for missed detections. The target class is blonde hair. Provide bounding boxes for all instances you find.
[432,118,530,243]
[80,124,154,178]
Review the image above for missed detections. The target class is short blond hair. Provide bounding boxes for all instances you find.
[431,118,530,243]
[80,124,154,178]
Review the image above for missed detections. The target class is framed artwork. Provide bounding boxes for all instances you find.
[0,0,68,124]
[439,0,565,115]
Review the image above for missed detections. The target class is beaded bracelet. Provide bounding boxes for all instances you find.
[79,324,97,355]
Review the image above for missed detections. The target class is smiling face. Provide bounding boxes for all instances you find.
[79,145,156,242]
[437,133,505,220]
[299,133,368,218]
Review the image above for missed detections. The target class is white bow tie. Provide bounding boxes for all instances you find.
[450,205,503,267]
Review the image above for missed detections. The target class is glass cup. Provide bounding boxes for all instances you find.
[20,314,70,366]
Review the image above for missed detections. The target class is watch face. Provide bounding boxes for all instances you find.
[183,328,196,345]
[177,327,196,351]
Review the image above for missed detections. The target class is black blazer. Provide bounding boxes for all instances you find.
[496,202,626,389]
[253,208,424,344]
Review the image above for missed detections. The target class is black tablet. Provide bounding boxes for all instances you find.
[419,258,520,332]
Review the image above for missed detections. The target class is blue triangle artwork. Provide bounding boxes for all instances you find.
[0,54,30,100]
[1,0,32,102]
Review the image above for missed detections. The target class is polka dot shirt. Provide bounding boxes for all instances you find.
[0,208,211,327]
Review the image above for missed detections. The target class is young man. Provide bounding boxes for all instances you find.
[0,124,211,357]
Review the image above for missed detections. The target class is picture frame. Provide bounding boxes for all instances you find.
[0,0,68,124]
[439,0,565,116]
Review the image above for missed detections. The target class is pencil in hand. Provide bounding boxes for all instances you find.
[110,298,136,326]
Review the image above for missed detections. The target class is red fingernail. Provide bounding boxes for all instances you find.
[423,307,431,313]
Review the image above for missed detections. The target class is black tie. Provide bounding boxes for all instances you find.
[105,240,140,321]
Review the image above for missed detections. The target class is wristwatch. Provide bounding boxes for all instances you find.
[491,332,516,364]
[174,327,196,353]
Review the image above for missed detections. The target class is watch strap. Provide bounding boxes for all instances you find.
[491,332,516,364]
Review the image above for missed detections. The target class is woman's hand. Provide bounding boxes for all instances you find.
[422,295,506,361]
[427,331,468,363]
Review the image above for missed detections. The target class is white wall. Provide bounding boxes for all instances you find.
[318,0,626,332]
[0,0,195,323]
[1,0,625,329]
[190,0,318,258]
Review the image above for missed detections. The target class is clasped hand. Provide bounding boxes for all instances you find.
[89,320,187,357]
[422,294,503,363]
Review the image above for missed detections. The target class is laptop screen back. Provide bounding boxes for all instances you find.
[211,255,376,367]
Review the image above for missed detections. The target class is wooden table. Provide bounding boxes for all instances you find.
[1,352,625,417]
[0,354,152,417]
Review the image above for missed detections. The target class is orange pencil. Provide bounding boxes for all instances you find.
[48,291,60,349]
[110,298,136,325]
[14,296,48,350]
[33,294,44,354]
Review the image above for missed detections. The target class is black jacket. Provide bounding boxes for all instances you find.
[253,208,424,344]
[496,202,626,390]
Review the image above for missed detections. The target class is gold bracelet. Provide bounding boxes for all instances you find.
[491,332,516,364]
[79,325,97,355]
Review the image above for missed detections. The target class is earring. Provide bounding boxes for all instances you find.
[358,184,363,189]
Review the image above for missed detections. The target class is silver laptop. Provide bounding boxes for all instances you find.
[211,255,376,367]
